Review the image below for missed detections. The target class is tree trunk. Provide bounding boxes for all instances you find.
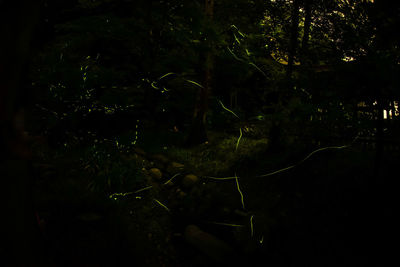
[286,0,300,79]
[373,99,384,183]
[300,0,312,66]
[185,0,214,146]
[0,0,44,264]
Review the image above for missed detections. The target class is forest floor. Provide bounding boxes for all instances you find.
[30,125,398,266]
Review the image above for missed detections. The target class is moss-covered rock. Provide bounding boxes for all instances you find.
[182,174,199,188]
[148,168,162,180]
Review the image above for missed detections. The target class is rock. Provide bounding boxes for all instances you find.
[166,161,185,174]
[163,180,174,187]
[234,209,249,217]
[120,154,135,162]
[178,191,187,199]
[76,212,102,222]
[133,147,146,156]
[152,154,169,164]
[141,159,154,170]
[33,163,57,178]
[148,168,162,180]
[184,225,234,263]
[182,174,199,188]
[152,154,169,169]
[176,188,187,199]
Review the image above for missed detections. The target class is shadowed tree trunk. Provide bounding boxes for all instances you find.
[0,0,43,264]
[185,0,214,146]
[367,1,400,265]
[300,0,312,66]
[286,0,300,80]
[373,98,384,182]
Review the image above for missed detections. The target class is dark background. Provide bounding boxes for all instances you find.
[1,0,399,266]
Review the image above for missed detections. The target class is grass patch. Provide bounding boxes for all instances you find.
[166,130,269,176]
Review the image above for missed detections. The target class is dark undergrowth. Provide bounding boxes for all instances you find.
[29,125,397,266]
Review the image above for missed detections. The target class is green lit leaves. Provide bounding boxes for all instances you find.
[82,141,142,193]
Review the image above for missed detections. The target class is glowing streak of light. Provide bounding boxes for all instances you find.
[250,215,254,237]
[218,100,240,118]
[158,72,176,80]
[235,173,245,210]
[249,62,267,77]
[203,221,245,227]
[151,82,159,89]
[257,135,359,178]
[202,176,238,180]
[163,173,181,185]
[134,185,153,194]
[184,79,204,88]
[233,33,241,44]
[236,128,243,151]
[153,199,170,212]
[227,47,245,62]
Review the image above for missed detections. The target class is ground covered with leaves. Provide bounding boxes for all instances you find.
[29,123,398,266]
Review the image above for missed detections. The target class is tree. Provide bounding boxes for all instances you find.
[286,0,300,79]
[185,0,214,146]
[0,0,44,264]
[300,0,312,66]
